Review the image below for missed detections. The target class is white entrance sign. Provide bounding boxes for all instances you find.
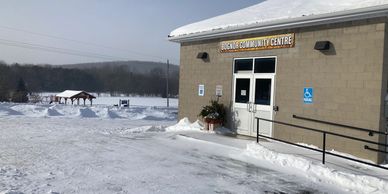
[216,85,223,97]
[198,85,205,96]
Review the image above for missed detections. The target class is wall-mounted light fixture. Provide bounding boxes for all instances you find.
[314,41,331,51]
[197,52,208,60]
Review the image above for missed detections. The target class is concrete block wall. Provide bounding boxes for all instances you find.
[178,18,387,163]
[274,21,386,163]
[380,22,388,158]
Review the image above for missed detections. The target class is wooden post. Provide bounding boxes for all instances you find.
[65,98,67,105]
[90,98,93,106]
[77,98,80,105]
[83,98,86,106]
[71,98,74,105]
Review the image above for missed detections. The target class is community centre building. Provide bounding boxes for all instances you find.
[169,0,388,164]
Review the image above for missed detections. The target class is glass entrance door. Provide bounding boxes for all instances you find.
[252,75,275,137]
[232,57,276,137]
[233,74,254,136]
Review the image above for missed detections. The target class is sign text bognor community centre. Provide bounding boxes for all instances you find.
[220,33,295,53]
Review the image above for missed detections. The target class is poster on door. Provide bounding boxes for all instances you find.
[241,90,247,96]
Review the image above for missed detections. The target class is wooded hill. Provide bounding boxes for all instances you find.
[61,60,179,75]
[0,60,179,101]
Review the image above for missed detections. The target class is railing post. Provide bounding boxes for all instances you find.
[257,118,259,143]
[322,132,327,164]
[386,131,388,159]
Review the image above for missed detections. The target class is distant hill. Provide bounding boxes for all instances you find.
[0,60,180,98]
[60,60,179,74]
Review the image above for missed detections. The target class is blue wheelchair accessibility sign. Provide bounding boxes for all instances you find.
[303,87,313,104]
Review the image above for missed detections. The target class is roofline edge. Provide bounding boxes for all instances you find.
[168,5,388,43]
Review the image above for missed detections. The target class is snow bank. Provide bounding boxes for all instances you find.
[93,107,123,119]
[0,105,22,116]
[244,143,388,193]
[77,108,98,118]
[297,143,376,165]
[170,0,388,37]
[10,104,48,117]
[93,96,178,107]
[0,103,177,121]
[120,125,166,134]
[166,118,235,134]
[44,107,63,117]
[165,118,203,132]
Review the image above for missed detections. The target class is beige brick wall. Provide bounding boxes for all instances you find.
[178,19,387,163]
[380,22,388,160]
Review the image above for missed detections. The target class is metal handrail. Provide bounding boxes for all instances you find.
[293,114,387,136]
[258,117,388,147]
[256,117,388,170]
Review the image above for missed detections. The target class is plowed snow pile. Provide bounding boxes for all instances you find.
[166,117,203,131]
[0,103,176,121]
[244,143,388,193]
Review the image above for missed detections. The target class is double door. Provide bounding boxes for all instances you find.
[232,57,276,137]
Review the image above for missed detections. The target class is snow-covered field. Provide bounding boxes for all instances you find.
[0,103,176,121]
[39,93,178,107]
[93,96,178,107]
[0,100,385,193]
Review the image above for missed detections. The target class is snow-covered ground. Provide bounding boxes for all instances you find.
[0,102,342,194]
[0,101,386,193]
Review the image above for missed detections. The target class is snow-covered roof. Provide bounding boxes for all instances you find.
[56,90,95,98]
[169,0,388,42]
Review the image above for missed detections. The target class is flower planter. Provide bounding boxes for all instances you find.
[209,123,221,131]
[198,100,226,131]
[204,118,222,131]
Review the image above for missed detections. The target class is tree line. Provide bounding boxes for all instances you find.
[0,61,179,102]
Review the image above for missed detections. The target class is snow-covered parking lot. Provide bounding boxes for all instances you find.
[0,101,383,193]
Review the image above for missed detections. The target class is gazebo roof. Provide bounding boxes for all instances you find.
[56,90,96,99]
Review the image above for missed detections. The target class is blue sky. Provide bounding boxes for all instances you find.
[0,0,259,65]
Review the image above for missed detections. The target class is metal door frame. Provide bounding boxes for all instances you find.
[232,56,277,137]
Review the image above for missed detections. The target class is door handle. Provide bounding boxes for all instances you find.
[249,102,253,113]
[247,102,253,112]
[253,103,257,113]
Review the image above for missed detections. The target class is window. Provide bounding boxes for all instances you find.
[255,79,272,105]
[254,58,276,73]
[235,78,250,103]
[234,59,253,73]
